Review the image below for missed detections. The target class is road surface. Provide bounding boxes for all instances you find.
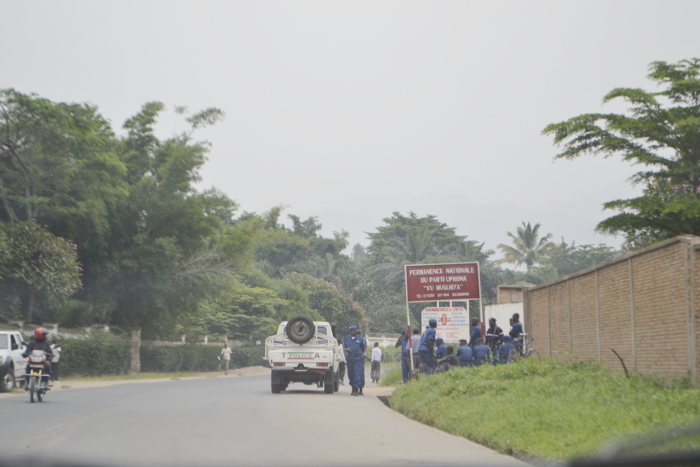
[0,372,530,467]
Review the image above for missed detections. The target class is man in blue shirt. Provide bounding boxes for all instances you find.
[473,337,490,366]
[510,313,524,355]
[394,329,411,383]
[469,317,482,347]
[435,338,447,359]
[418,319,438,375]
[344,325,367,396]
[457,339,473,367]
[499,335,517,364]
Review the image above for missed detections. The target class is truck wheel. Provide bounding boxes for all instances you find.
[271,381,282,394]
[286,316,315,344]
[0,366,15,392]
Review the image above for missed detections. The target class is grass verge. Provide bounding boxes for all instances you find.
[388,358,699,462]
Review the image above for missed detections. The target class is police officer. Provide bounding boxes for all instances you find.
[395,329,411,383]
[485,317,504,350]
[498,335,517,364]
[344,325,367,396]
[469,317,482,347]
[510,313,524,354]
[457,339,474,367]
[473,337,490,366]
[435,338,447,359]
[418,319,438,375]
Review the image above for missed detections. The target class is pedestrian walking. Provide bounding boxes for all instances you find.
[370,342,382,383]
[220,342,232,375]
[344,325,367,396]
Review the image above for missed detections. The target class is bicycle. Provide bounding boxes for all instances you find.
[513,333,540,360]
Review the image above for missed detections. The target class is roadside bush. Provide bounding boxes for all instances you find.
[60,332,130,377]
[140,344,266,373]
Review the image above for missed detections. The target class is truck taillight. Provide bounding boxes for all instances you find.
[273,362,285,367]
[317,362,328,367]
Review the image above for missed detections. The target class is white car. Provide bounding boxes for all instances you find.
[264,316,339,394]
[0,331,27,392]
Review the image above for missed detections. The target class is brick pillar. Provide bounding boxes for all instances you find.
[130,329,141,374]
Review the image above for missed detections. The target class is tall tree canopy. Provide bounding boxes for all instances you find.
[498,222,555,270]
[543,58,700,248]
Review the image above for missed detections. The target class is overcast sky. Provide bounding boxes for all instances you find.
[2,1,699,257]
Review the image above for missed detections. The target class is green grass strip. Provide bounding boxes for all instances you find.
[388,358,700,461]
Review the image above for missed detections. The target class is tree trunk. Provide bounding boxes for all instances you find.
[21,285,36,323]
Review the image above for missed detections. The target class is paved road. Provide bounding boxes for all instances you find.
[1,373,529,467]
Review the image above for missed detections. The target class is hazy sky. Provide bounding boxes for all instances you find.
[2,1,699,256]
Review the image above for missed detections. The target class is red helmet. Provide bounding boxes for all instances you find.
[34,328,48,340]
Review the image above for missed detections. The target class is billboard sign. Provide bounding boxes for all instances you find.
[405,262,480,303]
[421,307,469,343]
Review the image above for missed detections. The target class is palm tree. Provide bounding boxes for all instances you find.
[498,222,555,269]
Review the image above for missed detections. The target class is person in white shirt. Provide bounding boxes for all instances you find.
[337,342,346,385]
[411,328,422,372]
[370,342,382,383]
[220,343,232,375]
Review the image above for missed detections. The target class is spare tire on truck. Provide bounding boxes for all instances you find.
[286,315,315,344]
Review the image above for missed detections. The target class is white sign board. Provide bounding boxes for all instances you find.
[421,307,469,344]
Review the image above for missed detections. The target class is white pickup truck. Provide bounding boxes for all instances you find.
[0,330,27,392]
[264,316,339,394]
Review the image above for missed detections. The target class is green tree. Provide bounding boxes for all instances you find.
[543,58,700,249]
[0,222,81,322]
[86,103,235,337]
[498,222,556,270]
[544,241,623,277]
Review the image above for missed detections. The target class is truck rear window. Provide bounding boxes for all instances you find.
[0,334,8,350]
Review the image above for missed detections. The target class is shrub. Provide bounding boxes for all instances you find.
[140,344,266,373]
[59,332,130,377]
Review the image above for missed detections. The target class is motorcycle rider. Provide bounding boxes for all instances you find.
[23,328,53,386]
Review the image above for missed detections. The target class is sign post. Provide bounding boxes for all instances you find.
[404,262,481,376]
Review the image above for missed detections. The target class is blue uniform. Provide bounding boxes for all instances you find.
[435,343,447,359]
[470,325,482,347]
[473,344,490,366]
[344,334,367,390]
[510,322,523,339]
[419,327,437,375]
[396,336,411,383]
[499,342,516,363]
[457,344,474,366]
[486,326,503,348]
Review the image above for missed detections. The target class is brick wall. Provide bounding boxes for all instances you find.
[524,236,699,385]
[497,286,524,304]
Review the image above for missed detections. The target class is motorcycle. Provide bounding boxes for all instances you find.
[25,350,51,403]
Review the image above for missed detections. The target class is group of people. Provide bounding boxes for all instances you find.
[393,313,526,382]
